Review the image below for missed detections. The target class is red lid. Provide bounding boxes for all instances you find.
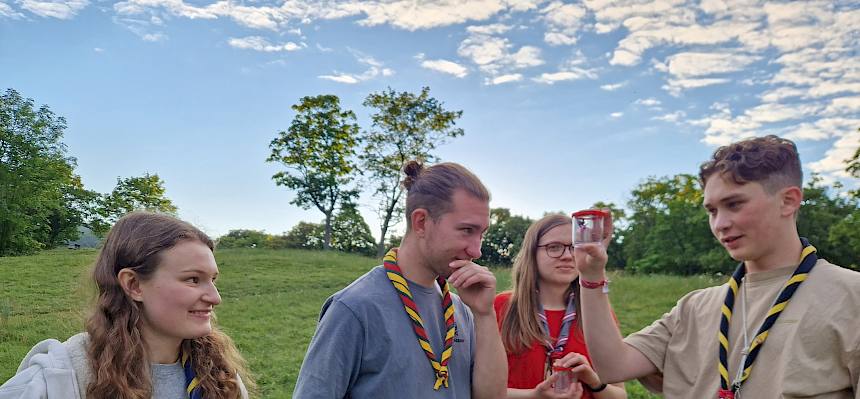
[572,209,609,218]
[552,365,573,372]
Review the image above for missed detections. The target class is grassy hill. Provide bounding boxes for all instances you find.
[0,248,723,398]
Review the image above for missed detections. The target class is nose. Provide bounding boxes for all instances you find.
[560,245,574,259]
[204,282,222,306]
[466,237,482,259]
[711,211,731,235]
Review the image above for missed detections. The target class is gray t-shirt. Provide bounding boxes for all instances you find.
[151,362,186,399]
[293,266,477,399]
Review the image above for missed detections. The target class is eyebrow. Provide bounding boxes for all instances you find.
[180,269,219,277]
[459,223,488,233]
[703,193,745,208]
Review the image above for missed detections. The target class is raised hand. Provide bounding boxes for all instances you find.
[447,260,496,316]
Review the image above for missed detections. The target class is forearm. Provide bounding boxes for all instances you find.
[471,312,508,399]
[579,273,655,383]
[592,382,626,399]
[506,388,536,399]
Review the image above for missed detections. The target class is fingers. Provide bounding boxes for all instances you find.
[555,352,588,368]
[601,208,613,247]
[447,262,495,290]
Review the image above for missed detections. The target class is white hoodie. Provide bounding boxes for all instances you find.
[0,334,85,399]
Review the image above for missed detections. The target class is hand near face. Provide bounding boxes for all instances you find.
[531,372,584,399]
[447,260,496,316]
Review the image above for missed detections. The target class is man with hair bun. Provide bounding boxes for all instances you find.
[576,135,860,398]
[294,160,507,398]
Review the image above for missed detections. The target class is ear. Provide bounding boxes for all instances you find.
[780,186,803,217]
[117,268,144,302]
[410,208,430,237]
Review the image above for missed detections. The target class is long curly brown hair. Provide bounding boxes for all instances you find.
[85,211,255,399]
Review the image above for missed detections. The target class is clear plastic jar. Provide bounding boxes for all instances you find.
[572,209,608,247]
[552,365,576,393]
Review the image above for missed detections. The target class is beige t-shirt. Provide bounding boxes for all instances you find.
[625,259,860,399]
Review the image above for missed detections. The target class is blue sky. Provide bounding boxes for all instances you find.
[2,0,858,239]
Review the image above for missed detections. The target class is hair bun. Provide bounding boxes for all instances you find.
[401,160,425,190]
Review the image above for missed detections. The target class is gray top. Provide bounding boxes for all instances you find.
[151,362,186,399]
[293,266,477,399]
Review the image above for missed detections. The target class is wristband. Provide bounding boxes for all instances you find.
[579,278,610,293]
[587,382,608,392]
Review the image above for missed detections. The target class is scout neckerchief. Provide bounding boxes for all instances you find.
[537,289,576,378]
[717,238,818,399]
[180,348,203,399]
[384,248,456,390]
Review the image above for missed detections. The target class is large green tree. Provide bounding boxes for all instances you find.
[623,174,731,274]
[0,88,96,255]
[360,87,464,257]
[480,208,533,266]
[267,95,361,250]
[90,173,178,236]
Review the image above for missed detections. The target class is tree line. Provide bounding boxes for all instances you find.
[1,89,176,256]
[3,86,857,274]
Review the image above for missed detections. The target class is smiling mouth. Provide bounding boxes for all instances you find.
[189,310,211,316]
[722,235,742,244]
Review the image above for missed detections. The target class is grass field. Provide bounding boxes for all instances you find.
[0,248,723,398]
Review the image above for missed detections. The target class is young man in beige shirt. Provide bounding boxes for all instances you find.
[575,135,860,398]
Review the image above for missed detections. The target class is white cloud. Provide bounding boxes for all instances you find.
[20,0,88,19]
[0,1,24,18]
[600,81,627,91]
[457,28,544,80]
[318,74,360,84]
[806,124,860,178]
[466,23,512,35]
[533,70,595,84]
[823,96,860,117]
[634,97,661,107]
[228,36,303,52]
[652,110,686,123]
[318,50,393,84]
[93,47,104,52]
[488,73,522,85]
[141,32,167,42]
[662,51,760,79]
[541,1,586,46]
[662,78,730,96]
[610,111,623,118]
[419,58,469,78]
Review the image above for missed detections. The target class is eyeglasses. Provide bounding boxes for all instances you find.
[537,243,574,258]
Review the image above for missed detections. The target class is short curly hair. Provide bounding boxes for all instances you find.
[699,135,802,193]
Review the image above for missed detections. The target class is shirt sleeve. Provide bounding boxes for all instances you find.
[293,298,364,399]
[623,296,683,375]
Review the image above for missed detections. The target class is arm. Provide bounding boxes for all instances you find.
[293,299,362,399]
[574,215,658,383]
[554,352,626,399]
[505,373,583,399]
[448,261,508,399]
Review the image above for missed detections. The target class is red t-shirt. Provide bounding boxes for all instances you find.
[494,292,603,398]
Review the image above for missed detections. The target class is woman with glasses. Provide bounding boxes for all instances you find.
[494,213,626,399]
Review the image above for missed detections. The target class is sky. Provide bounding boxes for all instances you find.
[2,0,859,240]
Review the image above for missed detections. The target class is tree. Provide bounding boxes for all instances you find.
[481,208,533,266]
[360,87,464,257]
[623,174,731,274]
[591,201,627,269]
[283,222,325,250]
[217,229,273,249]
[798,174,858,269]
[267,95,361,250]
[0,88,93,255]
[846,129,859,179]
[330,204,376,256]
[90,173,178,236]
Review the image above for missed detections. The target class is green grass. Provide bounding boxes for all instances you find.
[1,249,723,398]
